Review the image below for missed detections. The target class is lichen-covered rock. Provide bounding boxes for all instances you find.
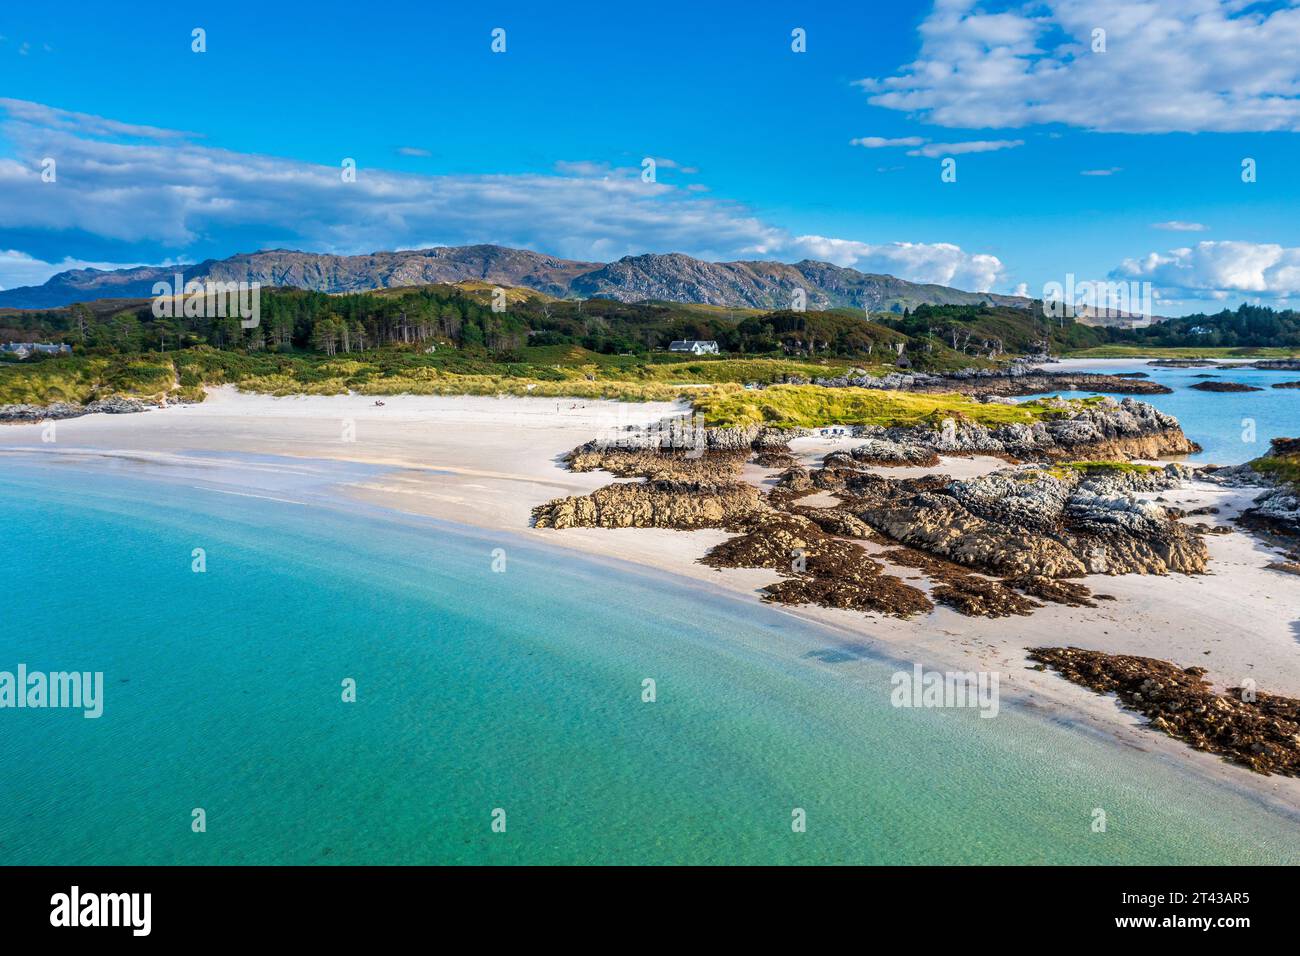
[814,367,1171,397]
[1204,437,1300,545]
[565,445,748,482]
[534,403,1210,624]
[851,397,1197,462]
[846,438,940,468]
[531,480,765,530]
[855,467,1208,577]
[864,492,1090,577]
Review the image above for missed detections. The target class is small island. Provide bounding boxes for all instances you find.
[1189,380,1263,392]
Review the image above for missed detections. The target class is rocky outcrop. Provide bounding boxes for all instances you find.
[1271,381,1300,389]
[700,513,933,617]
[880,547,1042,618]
[752,450,798,469]
[0,396,149,423]
[1202,437,1300,545]
[1190,381,1262,393]
[1004,574,1096,607]
[813,366,1172,397]
[854,465,1207,577]
[1029,647,1300,777]
[933,372,1172,397]
[851,397,1197,462]
[582,423,806,456]
[813,370,945,390]
[531,479,765,530]
[564,445,749,482]
[1252,359,1300,371]
[533,406,1208,623]
[842,439,939,468]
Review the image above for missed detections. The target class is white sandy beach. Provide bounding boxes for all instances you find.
[5,385,1300,807]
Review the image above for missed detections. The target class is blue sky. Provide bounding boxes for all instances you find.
[2,0,1300,314]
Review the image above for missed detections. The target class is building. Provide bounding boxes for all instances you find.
[668,340,719,355]
[1,342,72,360]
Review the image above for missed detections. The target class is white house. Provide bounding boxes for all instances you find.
[669,340,719,355]
[2,342,71,360]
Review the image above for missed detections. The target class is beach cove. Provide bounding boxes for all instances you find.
[1,385,1299,862]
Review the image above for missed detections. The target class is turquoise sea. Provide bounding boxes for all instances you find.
[1,450,1298,864]
[1030,359,1300,464]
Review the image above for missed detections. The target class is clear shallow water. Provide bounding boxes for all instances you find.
[1,454,1298,864]
[1027,360,1300,464]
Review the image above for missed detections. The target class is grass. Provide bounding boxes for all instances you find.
[639,357,889,384]
[0,347,1118,429]
[690,383,1097,429]
[1251,455,1300,488]
[1021,460,1165,480]
[0,356,176,404]
[1063,345,1300,359]
[1056,460,1164,474]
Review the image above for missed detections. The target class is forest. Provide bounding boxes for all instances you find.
[0,284,1115,367]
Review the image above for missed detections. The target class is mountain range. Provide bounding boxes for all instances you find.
[0,244,1033,313]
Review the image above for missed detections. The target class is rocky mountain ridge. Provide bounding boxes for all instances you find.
[0,244,1032,312]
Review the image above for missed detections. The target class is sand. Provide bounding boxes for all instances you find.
[5,385,1300,807]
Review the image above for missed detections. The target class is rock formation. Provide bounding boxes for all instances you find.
[1030,647,1300,777]
[1189,381,1262,393]
[849,465,1207,578]
[533,403,1209,622]
[531,479,764,531]
[1202,437,1300,546]
[850,397,1198,462]
[812,366,1172,397]
[701,513,934,617]
[0,397,149,423]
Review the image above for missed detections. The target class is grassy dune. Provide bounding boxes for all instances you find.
[691,383,1095,429]
[1251,453,1300,487]
[1,349,896,406]
[1,348,1103,431]
[1064,345,1300,359]
[0,356,176,404]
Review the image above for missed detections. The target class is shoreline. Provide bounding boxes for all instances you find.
[5,386,1300,813]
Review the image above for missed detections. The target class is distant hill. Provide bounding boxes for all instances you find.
[0,244,1032,313]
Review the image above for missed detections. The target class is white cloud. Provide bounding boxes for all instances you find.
[1114,240,1300,298]
[1080,167,1122,176]
[907,139,1022,158]
[1152,220,1208,232]
[858,0,1300,133]
[0,97,191,141]
[851,135,1022,158]
[396,146,432,158]
[0,250,145,290]
[0,99,1008,293]
[788,237,1006,291]
[552,160,612,177]
[850,136,927,148]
